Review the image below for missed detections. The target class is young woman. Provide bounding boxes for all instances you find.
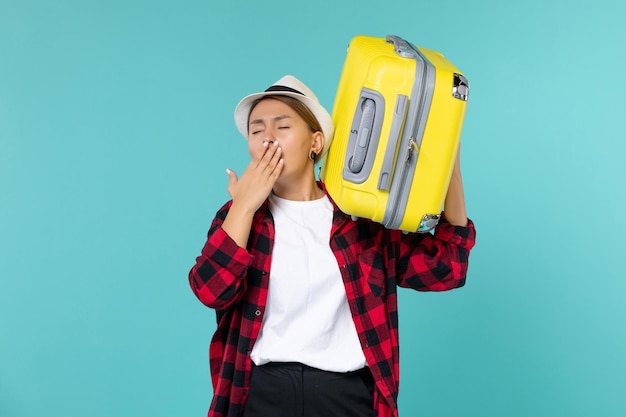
[189,75,476,417]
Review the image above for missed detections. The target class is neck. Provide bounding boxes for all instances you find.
[272,177,324,201]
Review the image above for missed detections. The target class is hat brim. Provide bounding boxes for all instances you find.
[234,91,334,158]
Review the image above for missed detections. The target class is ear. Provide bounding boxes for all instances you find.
[311,131,324,155]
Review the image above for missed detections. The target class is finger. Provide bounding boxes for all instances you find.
[252,140,273,166]
[226,168,238,183]
[226,168,238,197]
[264,144,282,172]
[257,142,280,174]
[248,141,268,169]
[260,158,284,191]
[260,141,279,162]
[260,155,282,182]
[269,157,284,179]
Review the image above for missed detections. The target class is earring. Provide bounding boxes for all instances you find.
[309,150,318,161]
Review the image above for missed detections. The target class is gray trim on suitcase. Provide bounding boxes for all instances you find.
[377,94,408,191]
[382,35,437,231]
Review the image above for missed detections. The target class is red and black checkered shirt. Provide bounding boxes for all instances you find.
[189,184,476,417]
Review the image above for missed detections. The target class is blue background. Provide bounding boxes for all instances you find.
[1,0,624,416]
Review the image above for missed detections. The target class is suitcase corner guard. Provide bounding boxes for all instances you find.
[417,214,441,233]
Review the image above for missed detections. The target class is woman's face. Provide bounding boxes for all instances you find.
[247,98,320,179]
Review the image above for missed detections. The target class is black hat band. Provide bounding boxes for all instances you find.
[265,85,304,95]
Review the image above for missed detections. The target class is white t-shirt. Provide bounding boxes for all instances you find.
[250,193,367,372]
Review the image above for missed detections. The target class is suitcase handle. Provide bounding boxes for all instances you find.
[386,35,419,59]
[342,89,384,184]
[348,99,375,173]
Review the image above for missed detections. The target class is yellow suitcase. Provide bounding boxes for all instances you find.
[320,35,469,232]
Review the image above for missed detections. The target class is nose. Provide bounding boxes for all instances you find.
[262,131,276,144]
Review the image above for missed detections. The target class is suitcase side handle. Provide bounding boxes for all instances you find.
[348,99,376,173]
[378,94,409,191]
[342,89,385,184]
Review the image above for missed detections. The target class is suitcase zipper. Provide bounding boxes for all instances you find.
[386,138,417,228]
[385,53,430,229]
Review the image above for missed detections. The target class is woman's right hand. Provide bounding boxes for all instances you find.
[221,141,283,248]
[226,141,284,213]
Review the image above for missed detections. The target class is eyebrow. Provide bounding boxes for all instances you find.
[249,115,292,126]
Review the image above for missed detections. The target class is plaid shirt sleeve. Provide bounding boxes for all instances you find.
[395,216,476,291]
[189,201,254,310]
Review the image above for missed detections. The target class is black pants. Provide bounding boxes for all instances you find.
[243,362,376,417]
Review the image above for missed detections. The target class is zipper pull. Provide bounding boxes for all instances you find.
[405,138,418,162]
